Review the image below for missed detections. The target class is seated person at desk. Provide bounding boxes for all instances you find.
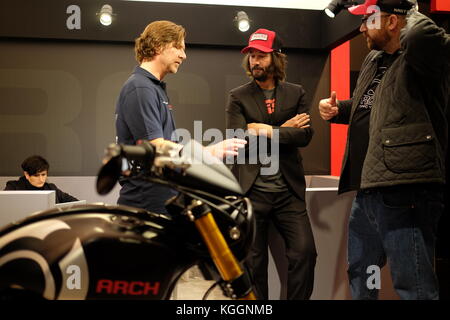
[4,155,79,204]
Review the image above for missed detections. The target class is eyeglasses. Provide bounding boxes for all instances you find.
[361,14,391,26]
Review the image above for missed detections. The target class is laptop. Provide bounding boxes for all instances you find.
[0,190,56,227]
[54,200,87,209]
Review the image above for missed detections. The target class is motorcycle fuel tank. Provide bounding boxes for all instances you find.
[0,204,198,300]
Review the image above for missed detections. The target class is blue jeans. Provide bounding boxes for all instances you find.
[347,184,443,300]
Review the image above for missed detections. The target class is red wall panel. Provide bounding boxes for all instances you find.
[431,0,450,12]
[330,41,350,176]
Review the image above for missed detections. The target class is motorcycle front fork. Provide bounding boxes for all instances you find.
[188,202,256,300]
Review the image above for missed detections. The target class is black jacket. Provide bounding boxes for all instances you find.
[333,12,449,191]
[4,176,79,203]
[226,80,313,210]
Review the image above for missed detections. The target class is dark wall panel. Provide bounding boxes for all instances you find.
[0,0,324,49]
[0,40,330,176]
[0,0,367,50]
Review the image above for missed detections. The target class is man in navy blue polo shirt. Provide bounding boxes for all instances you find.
[115,20,245,214]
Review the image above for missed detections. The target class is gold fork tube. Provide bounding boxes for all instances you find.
[194,212,256,300]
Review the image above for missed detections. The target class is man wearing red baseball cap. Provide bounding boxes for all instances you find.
[348,0,414,15]
[226,28,317,300]
[318,0,449,299]
[241,28,283,54]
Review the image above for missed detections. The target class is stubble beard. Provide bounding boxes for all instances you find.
[365,30,391,51]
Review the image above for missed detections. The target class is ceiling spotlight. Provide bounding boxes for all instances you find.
[324,1,339,18]
[235,11,250,32]
[98,4,114,26]
[324,0,357,18]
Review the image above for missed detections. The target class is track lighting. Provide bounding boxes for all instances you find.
[98,4,114,26]
[235,11,250,32]
[324,0,357,18]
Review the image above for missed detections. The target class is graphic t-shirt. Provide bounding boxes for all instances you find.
[344,51,399,192]
[264,88,276,114]
[253,87,288,193]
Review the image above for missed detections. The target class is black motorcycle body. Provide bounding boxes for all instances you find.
[0,141,255,300]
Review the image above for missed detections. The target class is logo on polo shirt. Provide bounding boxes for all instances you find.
[162,100,173,110]
[250,33,268,41]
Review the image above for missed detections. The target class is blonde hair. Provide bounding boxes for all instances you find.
[135,20,186,63]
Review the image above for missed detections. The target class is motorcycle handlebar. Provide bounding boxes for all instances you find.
[103,141,155,165]
[96,142,155,195]
[120,142,155,164]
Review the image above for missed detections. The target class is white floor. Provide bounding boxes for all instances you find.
[171,266,231,300]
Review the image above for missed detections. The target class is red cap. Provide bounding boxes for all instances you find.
[348,0,379,15]
[348,0,413,15]
[241,29,282,54]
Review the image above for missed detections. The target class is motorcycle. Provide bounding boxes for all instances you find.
[0,140,256,300]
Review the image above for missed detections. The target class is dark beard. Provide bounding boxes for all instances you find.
[251,65,274,82]
[252,67,267,81]
[253,73,268,82]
